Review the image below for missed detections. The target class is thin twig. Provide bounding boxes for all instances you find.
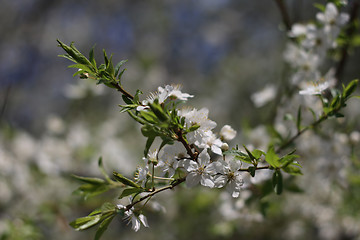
[176,130,197,160]
[125,177,186,210]
[110,82,134,100]
[274,0,292,31]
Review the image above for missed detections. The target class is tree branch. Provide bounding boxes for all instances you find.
[335,0,359,85]
[274,0,292,31]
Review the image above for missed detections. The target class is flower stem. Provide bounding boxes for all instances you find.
[126,177,186,211]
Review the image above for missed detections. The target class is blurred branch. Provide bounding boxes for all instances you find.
[0,84,12,123]
[274,0,292,31]
[335,0,359,85]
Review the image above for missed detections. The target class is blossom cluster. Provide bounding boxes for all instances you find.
[125,85,240,231]
[250,3,349,108]
[55,2,359,234]
[284,2,349,95]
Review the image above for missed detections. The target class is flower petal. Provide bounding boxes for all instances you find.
[186,172,201,187]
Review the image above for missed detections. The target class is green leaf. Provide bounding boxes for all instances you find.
[252,149,264,160]
[188,124,200,132]
[223,149,253,164]
[127,111,146,125]
[70,203,117,239]
[296,105,302,132]
[279,153,300,168]
[141,124,157,138]
[243,145,256,162]
[265,147,280,168]
[99,202,116,212]
[70,215,102,231]
[122,95,133,104]
[343,79,358,99]
[133,89,143,104]
[307,107,318,122]
[117,69,126,82]
[113,171,140,188]
[73,182,110,200]
[248,166,256,177]
[68,63,93,73]
[95,215,115,240]
[103,49,109,68]
[144,135,156,157]
[115,60,128,78]
[106,54,115,76]
[72,175,106,185]
[149,99,169,122]
[119,104,138,113]
[282,165,303,175]
[331,94,341,108]
[313,3,325,12]
[139,111,158,124]
[57,40,93,67]
[98,157,112,183]
[119,187,145,199]
[89,45,96,68]
[272,170,283,195]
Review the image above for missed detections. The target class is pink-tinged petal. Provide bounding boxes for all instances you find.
[186,172,201,187]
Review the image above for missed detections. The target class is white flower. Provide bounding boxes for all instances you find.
[178,107,217,147]
[316,3,349,41]
[157,143,188,177]
[134,165,149,187]
[158,84,193,102]
[299,68,336,95]
[117,204,149,232]
[284,43,321,84]
[220,125,237,141]
[143,149,158,164]
[251,85,277,108]
[197,131,224,155]
[316,3,349,27]
[183,150,217,188]
[213,158,244,198]
[135,150,158,186]
[349,131,360,144]
[136,85,193,111]
[288,23,308,38]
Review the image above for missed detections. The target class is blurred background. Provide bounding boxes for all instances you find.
[0,0,359,239]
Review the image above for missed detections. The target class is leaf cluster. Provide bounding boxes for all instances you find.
[225,146,302,195]
[72,158,120,200]
[57,40,127,91]
[69,202,117,240]
[323,79,359,118]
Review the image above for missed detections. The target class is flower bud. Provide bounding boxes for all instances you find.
[220,125,237,141]
[221,143,229,152]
